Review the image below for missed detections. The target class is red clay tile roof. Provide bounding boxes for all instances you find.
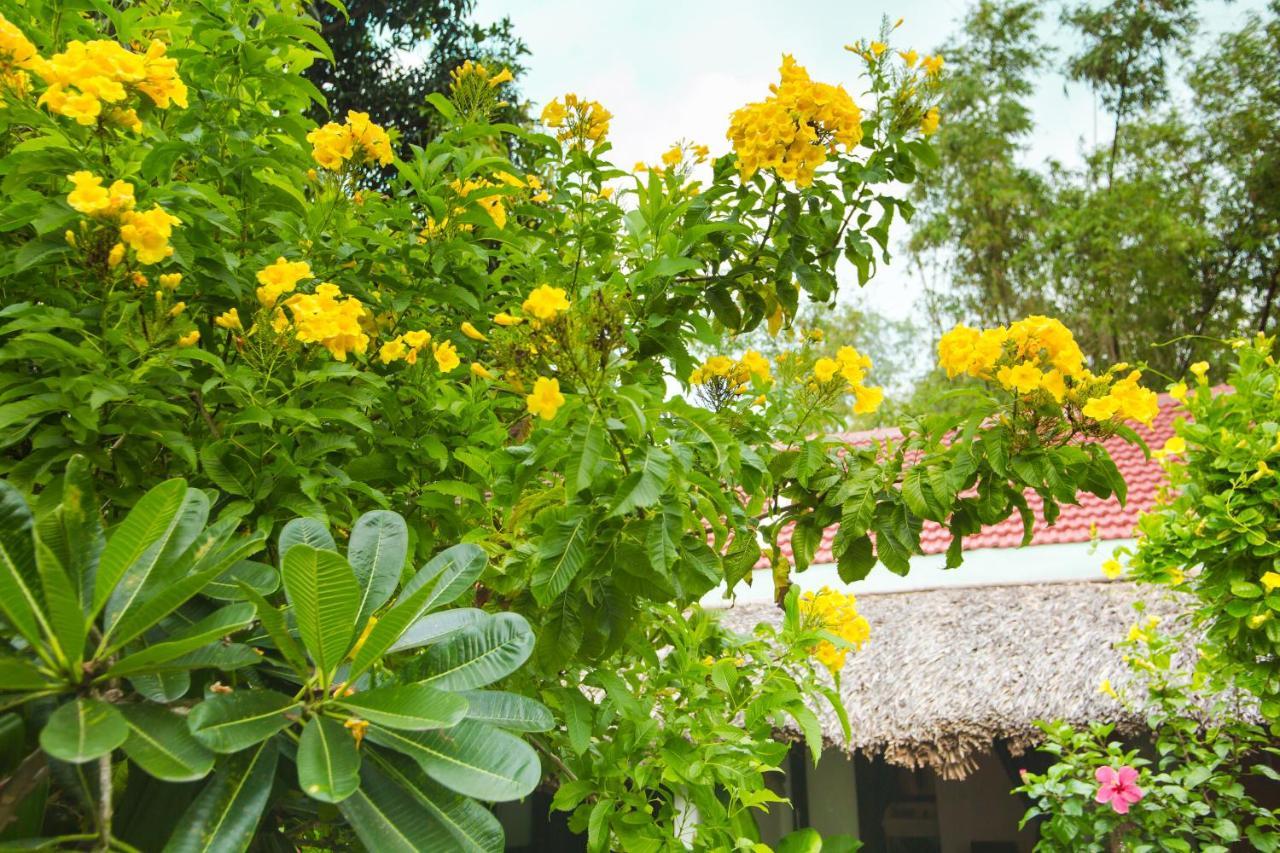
[765,395,1179,567]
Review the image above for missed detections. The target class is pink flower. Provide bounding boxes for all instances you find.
[1095,765,1144,814]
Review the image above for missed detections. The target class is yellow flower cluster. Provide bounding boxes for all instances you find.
[118,205,181,265]
[540,93,612,147]
[812,345,883,414]
[448,60,513,91]
[306,110,393,171]
[256,257,313,307]
[30,33,186,128]
[378,329,431,365]
[521,285,570,322]
[937,317,1159,426]
[689,350,773,390]
[799,586,870,675]
[283,283,370,361]
[66,171,134,218]
[727,55,863,187]
[526,376,565,420]
[1080,370,1159,426]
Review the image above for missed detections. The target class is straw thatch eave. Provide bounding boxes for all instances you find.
[716,580,1190,780]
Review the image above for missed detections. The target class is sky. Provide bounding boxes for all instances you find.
[475,0,1267,328]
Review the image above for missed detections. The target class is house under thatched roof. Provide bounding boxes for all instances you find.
[718,580,1189,780]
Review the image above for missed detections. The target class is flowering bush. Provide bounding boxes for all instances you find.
[0,2,1150,848]
[1015,615,1279,851]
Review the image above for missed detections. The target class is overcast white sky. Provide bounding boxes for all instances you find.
[476,0,1266,326]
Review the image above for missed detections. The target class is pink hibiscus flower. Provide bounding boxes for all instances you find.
[1095,765,1144,814]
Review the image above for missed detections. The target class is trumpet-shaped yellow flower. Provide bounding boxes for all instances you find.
[66,171,135,217]
[522,285,570,321]
[526,376,566,420]
[433,340,460,372]
[119,205,180,265]
[256,257,313,307]
[214,308,241,331]
[284,283,370,361]
[460,321,487,341]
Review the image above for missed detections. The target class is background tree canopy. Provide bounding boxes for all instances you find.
[304,0,530,151]
[909,0,1280,378]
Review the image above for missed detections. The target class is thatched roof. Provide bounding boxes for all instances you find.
[717,580,1189,780]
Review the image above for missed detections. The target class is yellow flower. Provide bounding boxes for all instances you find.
[176,330,200,347]
[522,285,570,321]
[106,242,125,268]
[66,172,135,217]
[488,67,513,87]
[1261,571,1280,594]
[1163,436,1186,455]
[284,283,370,361]
[1126,623,1148,643]
[996,362,1042,394]
[728,55,862,187]
[540,93,611,147]
[379,337,406,364]
[813,357,839,383]
[920,107,940,136]
[899,49,919,67]
[1169,381,1188,401]
[1249,613,1271,629]
[119,205,180,265]
[343,717,369,747]
[739,349,772,382]
[661,145,683,168]
[853,385,884,415]
[460,321,487,341]
[869,41,888,56]
[1190,361,1209,382]
[1098,679,1117,698]
[167,301,186,318]
[922,54,944,76]
[1102,558,1123,580]
[526,376,566,420]
[158,272,182,290]
[470,362,494,380]
[214,308,241,331]
[306,110,393,171]
[402,329,431,349]
[433,340,460,372]
[34,37,188,126]
[494,311,524,330]
[255,257,312,307]
[798,587,870,675]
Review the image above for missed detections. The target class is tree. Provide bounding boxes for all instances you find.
[912,0,1280,377]
[304,0,529,152]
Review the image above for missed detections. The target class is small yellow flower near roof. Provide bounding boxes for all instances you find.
[1169,381,1188,401]
[1190,361,1209,381]
[1102,558,1123,580]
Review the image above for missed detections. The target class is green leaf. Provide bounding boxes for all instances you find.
[281,544,360,681]
[235,583,309,674]
[532,510,593,605]
[187,690,299,754]
[0,481,48,651]
[336,684,468,730]
[371,751,505,853]
[94,479,191,622]
[103,529,266,654]
[609,448,672,517]
[836,534,875,583]
[388,608,485,654]
[39,698,128,763]
[277,517,335,557]
[121,704,215,782]
[106,603,256,678]
[460,690,554,732]
[162,738,277,853]
[365,719,540,801]
[297,715,360,803]
[203,561,278,600]
[567,415,607,494]
[348,545,487,681]
[419,613,534,691]
[348,510,408,629]
[338,754,468,852]
[0,655,57,691]
[128,671,189,703]
[33,537,84,668]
